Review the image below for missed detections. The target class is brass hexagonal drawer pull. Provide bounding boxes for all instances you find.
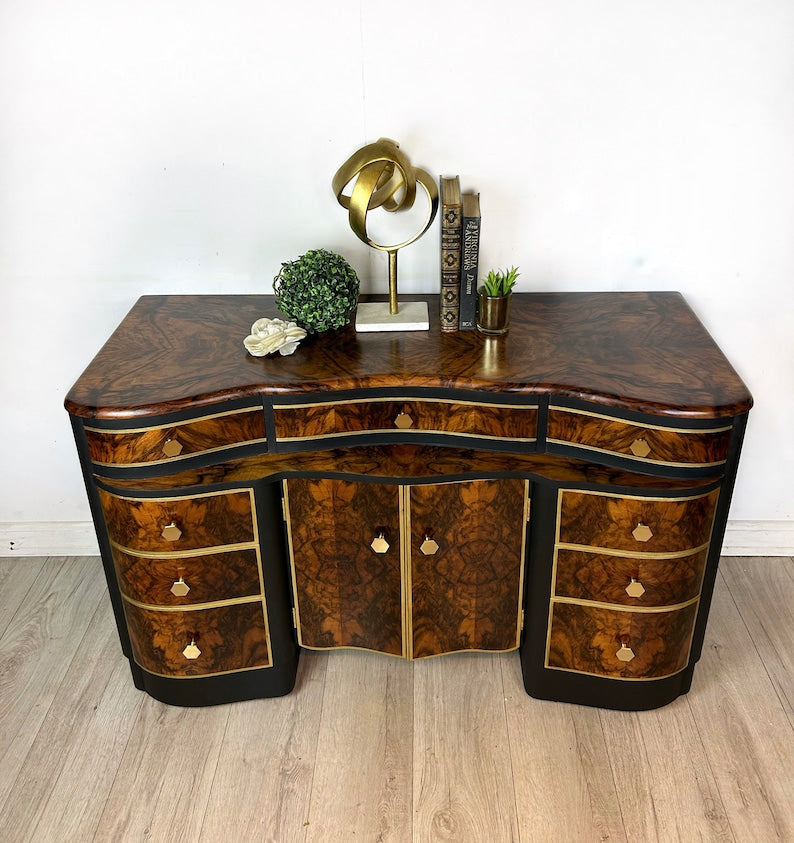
[161,521,182,542]
[632,522,654,543]
[394,412,413,429]
[371,531,391,554]
[625,577,646,599]
[162,437,184,458]
[170,576,190,597]
[616,638,635,663]
[629,437,651,458]
[420,535,439,555]
[182,638,201,660]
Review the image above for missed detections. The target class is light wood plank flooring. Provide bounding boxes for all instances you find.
[0,555,792,842]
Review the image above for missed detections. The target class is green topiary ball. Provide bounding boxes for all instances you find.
[273,248,360,333]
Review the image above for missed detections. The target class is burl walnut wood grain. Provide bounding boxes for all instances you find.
[65,293,752,420]
[553,548,709,607]
[98,445,722,495]
[546,409,732,465]
[123,600,270,676]
[112,547,262,606]
[286,478,403,656]
[547,601,700,679]
[85,408,266,465]
[409,479,526,658]
[273,400,538,442]
[98,488,255,553]
[557,488,720,553]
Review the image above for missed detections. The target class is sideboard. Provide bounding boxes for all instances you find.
[64,292,752,710]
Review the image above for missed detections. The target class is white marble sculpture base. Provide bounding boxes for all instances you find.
[355,301,429,332]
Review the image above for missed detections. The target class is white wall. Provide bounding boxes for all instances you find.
[2,1,792,553]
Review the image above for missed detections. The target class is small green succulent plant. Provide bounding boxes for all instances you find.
[274,248,360,333]
[481,266,520,297]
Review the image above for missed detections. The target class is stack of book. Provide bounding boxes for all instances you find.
[439,175,480,331]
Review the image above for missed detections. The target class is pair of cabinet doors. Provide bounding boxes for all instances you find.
[284,477,529,660]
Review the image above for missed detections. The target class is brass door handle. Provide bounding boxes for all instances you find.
[625,577,646,598]
[616,636,636,663]
[370,531,391,554]
[394,411,413,429]
[162,437,184,458]
[182,635,201,660]
[632,522,653,543]
[170,576,190,597]
[629,437,651,458]
[420,533,439,555]
[161,521,183,542]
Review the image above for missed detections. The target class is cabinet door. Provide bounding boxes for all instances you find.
[285,478,404,656]
[409,479,528,658]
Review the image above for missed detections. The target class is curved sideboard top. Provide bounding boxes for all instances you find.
[65,292,753,421]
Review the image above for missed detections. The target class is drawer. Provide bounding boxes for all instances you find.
[272,397,538,443]
[546,600,699,679]
[547,406,732,467]
[557,488,719,554]
[123,600,271,677]
[553,547,708,607]
[98,488,256,553]
[85,407,267,467]
[112,547,262,606]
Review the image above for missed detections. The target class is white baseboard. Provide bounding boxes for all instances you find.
[719,520,794,557]
[0,520,792,559]
[1,522,99,557]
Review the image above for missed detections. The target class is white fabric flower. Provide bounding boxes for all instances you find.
[243,317,307,357]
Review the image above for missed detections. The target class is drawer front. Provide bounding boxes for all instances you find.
[546,601,699,679]
[112,547,262,606]
[85,407,267,467]
[553,547,708,607]
[273,398,538,444]
[547,407,732,467]
[123,600,271,677]
[557,488,719,554]
[98,488,256,553]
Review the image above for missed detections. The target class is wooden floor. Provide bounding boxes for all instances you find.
[0,556,792,842]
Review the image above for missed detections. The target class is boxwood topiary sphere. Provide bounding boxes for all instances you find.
[273,248,360,333]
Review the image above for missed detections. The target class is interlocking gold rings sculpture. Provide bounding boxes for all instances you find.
[333,138,439,318]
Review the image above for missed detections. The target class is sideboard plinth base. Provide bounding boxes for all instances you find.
[127,650,300,708]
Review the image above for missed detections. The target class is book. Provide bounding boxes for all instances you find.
[459,192,481,329]
[439,175,462,332]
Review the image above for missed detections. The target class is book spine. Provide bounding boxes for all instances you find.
[460,209,480,330]
[440,197,461,332]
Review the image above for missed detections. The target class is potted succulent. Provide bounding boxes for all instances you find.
[477,266,519,335]
[273,248,360,333]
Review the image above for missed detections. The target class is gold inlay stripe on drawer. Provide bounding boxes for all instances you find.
[550,595,700,614]
[272,396,537,411]
[547,406,732,435]
[544,439,727,468]
[91,439,270,469]
[121,593,264,613]
[109,538,259,559]
[277,429,538,444]
[553,540,711,560]
[84,406,263,435]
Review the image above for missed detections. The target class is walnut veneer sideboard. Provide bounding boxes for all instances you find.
[64,292,752,710]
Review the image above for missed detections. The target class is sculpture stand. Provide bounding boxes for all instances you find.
[355,248,429,331]
[355,301,429,332]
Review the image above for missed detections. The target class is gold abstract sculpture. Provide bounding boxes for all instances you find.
[333,138,438,330]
